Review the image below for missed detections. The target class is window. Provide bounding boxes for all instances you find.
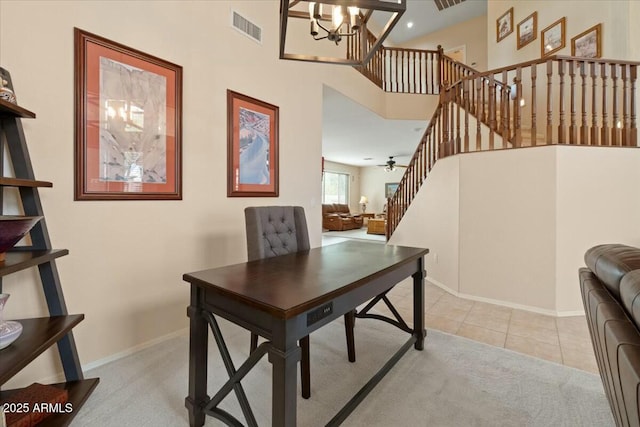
[322,171,349,204]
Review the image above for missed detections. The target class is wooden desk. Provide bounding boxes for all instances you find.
[183,240,428,426]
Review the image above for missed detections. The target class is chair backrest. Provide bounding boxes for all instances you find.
[244,206,310,262]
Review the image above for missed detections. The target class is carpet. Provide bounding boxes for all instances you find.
[73,317,614,426]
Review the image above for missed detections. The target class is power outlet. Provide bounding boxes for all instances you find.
[434,253,439,264]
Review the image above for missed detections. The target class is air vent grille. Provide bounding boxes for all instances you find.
[231,10,262,44]
[434,0,465,11]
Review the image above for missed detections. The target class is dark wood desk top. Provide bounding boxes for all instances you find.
[184,240,428,319]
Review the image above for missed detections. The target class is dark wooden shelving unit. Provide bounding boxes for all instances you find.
[0,177,53,188]
[0,97,36,118]
[0,67,98,425]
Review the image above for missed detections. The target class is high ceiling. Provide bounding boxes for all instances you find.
[382,0,487,46]
[322,0,487,168]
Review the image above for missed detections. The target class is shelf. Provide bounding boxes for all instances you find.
[0,98,35,118]
[0,315,84,384]
[0,177,53,188]
[0,378,100,427]
[0,249,69,277]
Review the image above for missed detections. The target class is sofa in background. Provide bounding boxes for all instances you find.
[322,204,363,231]
[579,243,640,427]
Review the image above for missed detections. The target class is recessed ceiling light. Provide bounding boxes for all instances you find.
[363,157,373,160]
[407,22,414,29]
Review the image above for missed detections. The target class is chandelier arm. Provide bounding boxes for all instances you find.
[313,35,329,41]
[316,21,331,34]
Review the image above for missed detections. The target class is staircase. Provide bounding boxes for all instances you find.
[348,32,640,238]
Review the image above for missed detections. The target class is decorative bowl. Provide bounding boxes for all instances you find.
[0,320,23,350]
[0,215,43,261]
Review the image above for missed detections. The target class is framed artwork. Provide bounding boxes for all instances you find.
[227,90,279,197]
[496,7,514,42]
[541,17,566,57]
[517,12,537,50]
[572,24,602,58]
[385,182,399,199]
[74,28,182,200]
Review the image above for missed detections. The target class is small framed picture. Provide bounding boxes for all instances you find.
[571,24,602,58]
[517,12,537,50]
[541,17,566,57]
[227,90,279,197]
[496,7,514,42]
[385,182,399,199]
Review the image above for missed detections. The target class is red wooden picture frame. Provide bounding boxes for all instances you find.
[74,28,182,200]
[227,90,279,197]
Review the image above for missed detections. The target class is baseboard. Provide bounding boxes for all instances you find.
[38,327,189,384]
[426,276,585,317]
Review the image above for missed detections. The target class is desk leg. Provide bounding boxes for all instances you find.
[412,256,427,350]
[269,321,301,427]
[185,286,208,427]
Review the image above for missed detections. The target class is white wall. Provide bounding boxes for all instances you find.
[404,14,488,72]
[555,146,640,311]
[459,147,557,311]
[388,156,460,293]
[0,0,390,388]
[391,145,640,315]
[360,166,405,214]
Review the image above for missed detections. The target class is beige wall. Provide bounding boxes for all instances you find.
[459,147,557,311]
[388,156,460,293]
[0,0,389,387]
[404,14,488,72]
[555,146,640,311]
[360,166,405,214]
[391,145,640,315]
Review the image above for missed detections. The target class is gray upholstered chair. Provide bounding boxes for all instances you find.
[244,206,356,399]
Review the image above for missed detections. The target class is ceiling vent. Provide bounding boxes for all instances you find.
[433,0,466,11]
[231,10,262,44]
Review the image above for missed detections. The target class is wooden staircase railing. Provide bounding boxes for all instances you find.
[346,34,640,238]
[385,55,640,238]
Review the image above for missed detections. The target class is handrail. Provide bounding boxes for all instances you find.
[386,104,443,238]
[460,55,640,81]
[347,34,639,238]
[386,55,639,237]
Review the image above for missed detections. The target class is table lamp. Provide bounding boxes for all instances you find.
[359,196,368,213]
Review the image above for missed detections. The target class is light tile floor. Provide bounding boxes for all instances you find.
[381,280,598,374]
[322,233,599,374]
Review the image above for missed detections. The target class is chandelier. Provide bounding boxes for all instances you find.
[279,0,406,66]
[309,3,360,45]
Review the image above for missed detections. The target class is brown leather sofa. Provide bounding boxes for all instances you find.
[322,204,363,231]
[579,243,640,427]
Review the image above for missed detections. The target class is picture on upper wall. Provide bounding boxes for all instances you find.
[385,182,399,199]
[496,7,514,42]
[572,24,602,58]
[541,17,566,57]
[517,12,537,50]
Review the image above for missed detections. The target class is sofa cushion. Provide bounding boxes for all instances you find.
[585,244,640,299]
[621,270,640,331]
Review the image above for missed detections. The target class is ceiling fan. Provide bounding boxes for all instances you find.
[378,156,407,172]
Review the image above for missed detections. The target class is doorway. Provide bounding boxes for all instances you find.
[445,45,466,64]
